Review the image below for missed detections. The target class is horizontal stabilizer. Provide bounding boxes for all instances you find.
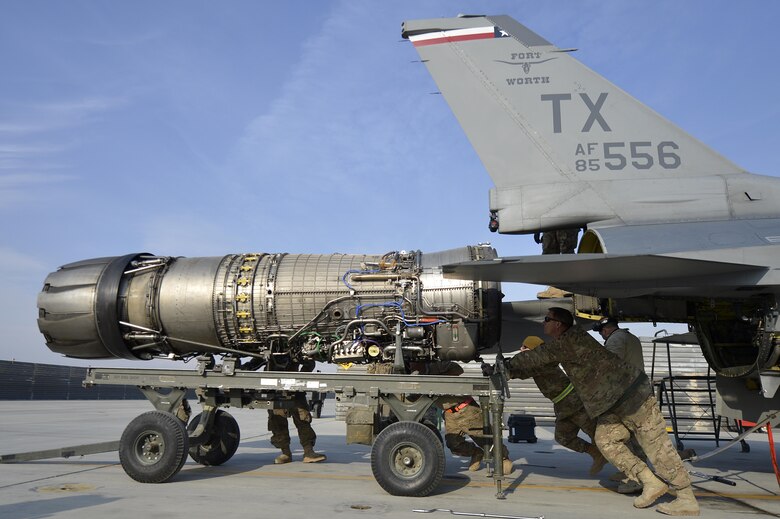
[443,254,768,295]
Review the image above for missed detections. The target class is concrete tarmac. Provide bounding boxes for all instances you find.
[0,400,778,519]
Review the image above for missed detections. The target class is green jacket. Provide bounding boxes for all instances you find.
[530,364,586,420]
[507,326,648,418]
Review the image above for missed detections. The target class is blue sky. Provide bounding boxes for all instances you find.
[1,1,778,367]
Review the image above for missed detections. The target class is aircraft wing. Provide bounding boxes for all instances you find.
[443,253,769,297]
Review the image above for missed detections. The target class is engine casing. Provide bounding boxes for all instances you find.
[37,246,501,365]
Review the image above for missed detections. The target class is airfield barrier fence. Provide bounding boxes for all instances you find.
[0,360,149,400]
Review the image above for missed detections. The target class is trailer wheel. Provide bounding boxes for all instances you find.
[119,411,189,483]
[187,410,240,466]
[371,421,444,497]
[421,419,443,443]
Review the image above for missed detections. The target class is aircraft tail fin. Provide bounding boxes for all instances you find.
[402,15,777,233]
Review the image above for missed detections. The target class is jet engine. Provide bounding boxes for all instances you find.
[37,245,501,368]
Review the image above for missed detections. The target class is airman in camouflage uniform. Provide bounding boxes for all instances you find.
[410,360,513,475]
[536,228,579,299]
[267,356,326,464]
[520,336,606,475]
[593,318,649,493]
[594,318,645,373]
[506,308,699,516]
[541,228,580,255]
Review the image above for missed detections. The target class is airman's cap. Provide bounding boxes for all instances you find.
[592,317,618,332]
[522,335,545,350]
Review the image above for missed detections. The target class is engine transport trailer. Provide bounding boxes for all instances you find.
[70,357,512,499]
[23,246,515,497]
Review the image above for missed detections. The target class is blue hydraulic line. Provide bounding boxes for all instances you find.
[341,269,380,291]
[356,301,446,326]
[354,338,382,348]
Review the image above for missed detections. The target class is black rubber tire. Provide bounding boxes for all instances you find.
[370,421,445,497]
[311,401,323,419]
[187,410,241,466]
[119,411,189,483]
[421,419,443,443]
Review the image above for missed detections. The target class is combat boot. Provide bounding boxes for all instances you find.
[656,486,699,516]
[536,286,571,299]
[274,446,293,464]
[586,444,607,475]
[302,445,326,463]
[609,470,627,482]
[502,458,515,475]
[468,449,484,471]
[617,479,643,494]
[633,467,668,508]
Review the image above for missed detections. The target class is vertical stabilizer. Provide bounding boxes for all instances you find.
[402,15,779,233]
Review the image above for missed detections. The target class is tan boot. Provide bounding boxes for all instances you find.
[633,468,668,508]
[609,470,627,482]
[502,458,515,475]
[302,445,326,463]
[617,479,643,494]
[536,286,571,299]
[468,449,484,472]
[586,445,607,475]
[656,486,700,516]
[274,447,292,464]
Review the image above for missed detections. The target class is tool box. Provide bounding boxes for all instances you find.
[507,414,537,443]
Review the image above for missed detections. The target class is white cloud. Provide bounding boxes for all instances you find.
[228,4,460,201]
[0,143,70,156]
[0,96,123,208]
[79,29,164,48]
[0,172,75,188]
[0,247,48,274]
[0,96,127,135]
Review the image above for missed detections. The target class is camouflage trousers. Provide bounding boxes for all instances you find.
[439,401,508,459]
[595,392,690,489]
[542,229,579,254]
[267,393,316,449]
[555,409,597,453]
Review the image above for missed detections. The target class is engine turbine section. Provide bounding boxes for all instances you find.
[37,246,501,367]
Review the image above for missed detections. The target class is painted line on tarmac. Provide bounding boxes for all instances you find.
[226,469,780,501]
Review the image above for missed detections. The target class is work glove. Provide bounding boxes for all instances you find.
[482,359,514,377]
